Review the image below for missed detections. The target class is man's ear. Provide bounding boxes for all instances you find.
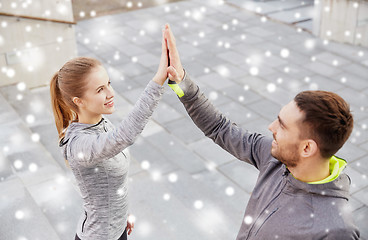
[73,97,84,108]
[300,139,318,158]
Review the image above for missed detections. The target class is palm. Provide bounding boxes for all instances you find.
[165,24,184,82]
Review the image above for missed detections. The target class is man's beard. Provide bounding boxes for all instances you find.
[271,137,300,168]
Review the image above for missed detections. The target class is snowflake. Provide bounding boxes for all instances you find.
[1,21,8,28]
[304,39,316,49]
[26,114,35,124]
[117,188,125,196]
[14,159,23,169]
[15,210,25,220]
[6,68,15,78]
[244,215,253,225]
[128,215,136,224]
[17,82,26,91]
[225,186,235,196]
[280,48,290,58]
[151,171,161,181]
[29,163,38,172]
[168,173,178,182]
[249,67,259,76]
[216,65,230,77]
[267,83,276,93]
[31,133,40,142]
[163,193,170,201]
[209,91,218,101]
[140,160,150,170]
[194,200,204,209]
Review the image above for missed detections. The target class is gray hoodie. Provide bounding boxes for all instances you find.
[176,73,360,240]
[59,81,164,240]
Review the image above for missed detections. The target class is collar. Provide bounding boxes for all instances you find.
[308,155,347,184]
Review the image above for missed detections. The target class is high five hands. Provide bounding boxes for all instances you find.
[152,24,184,86]
[164,24,185,83]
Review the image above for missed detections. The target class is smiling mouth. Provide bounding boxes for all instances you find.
[104,98,114,107]
[272,135,277,147]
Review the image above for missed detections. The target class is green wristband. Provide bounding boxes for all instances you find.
[168,81,184,97]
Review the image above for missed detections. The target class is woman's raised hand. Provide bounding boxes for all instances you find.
[164,24,185,83]
[152,28,169,86]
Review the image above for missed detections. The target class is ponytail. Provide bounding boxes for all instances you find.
[49,72,76,140]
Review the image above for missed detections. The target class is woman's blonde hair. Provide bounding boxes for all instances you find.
[50,57,101,140]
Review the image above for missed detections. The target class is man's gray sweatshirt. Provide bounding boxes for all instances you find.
[59,81,164,240]
[176,73,360,240]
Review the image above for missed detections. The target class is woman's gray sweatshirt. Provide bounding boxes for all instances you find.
[59,81,164,240]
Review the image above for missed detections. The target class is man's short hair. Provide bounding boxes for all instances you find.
[294,91,353,159]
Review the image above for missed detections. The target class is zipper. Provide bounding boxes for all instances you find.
[82,211,87,232]
[245,177,287,239]
[103,122,108,132]
[254,207,279,237]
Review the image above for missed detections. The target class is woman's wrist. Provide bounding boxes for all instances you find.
[152,75,164,86]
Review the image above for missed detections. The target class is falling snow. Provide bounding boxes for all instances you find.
[0,0,367,239]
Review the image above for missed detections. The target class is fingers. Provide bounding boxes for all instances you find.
[165,24,175,45]
[152,31,169,85]
[167,66,180,82]
[161,29,167,54]
[164,25,176,55]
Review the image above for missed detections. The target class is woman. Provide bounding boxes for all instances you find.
[50,29,169,240]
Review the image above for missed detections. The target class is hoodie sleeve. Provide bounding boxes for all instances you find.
[324,227,360,240]
[175,72,272,171]
[67,80,164,167]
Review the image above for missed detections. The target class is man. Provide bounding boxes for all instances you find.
[163,24,360,239]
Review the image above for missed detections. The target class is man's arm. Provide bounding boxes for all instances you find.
[175,72,272,170]
[163,24,272,170]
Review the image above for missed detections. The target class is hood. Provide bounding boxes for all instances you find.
[282,157,351,200]
[308,156,347,184]
[58,118,106,158]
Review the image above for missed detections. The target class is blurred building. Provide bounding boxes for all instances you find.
[0,0,77,88]
[314,0,368,47]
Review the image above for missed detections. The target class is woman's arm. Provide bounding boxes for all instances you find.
[67,29,169,167]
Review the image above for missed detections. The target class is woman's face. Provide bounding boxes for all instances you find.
[78,65,115,117]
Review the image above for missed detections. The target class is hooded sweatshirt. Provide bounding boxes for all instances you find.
[59,81,164,240]
[174,72,360,240]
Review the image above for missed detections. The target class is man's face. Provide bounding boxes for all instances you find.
[268,101,305,168]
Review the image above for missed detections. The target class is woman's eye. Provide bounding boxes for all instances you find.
[98,88,103,93]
